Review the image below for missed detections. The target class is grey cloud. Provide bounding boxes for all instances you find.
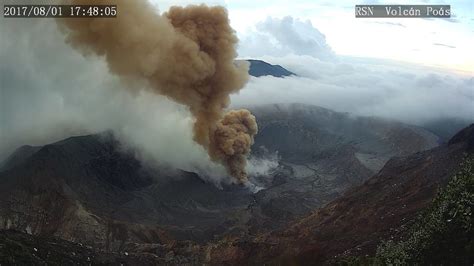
[444,13,459,23]
[370,21,406,27]
[0,18,228,184]
[433,42,456,48]
[230,55,474,127]
[445,18,459,23]
[236,18,472,127]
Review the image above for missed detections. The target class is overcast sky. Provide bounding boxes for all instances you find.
[152,0,474,75]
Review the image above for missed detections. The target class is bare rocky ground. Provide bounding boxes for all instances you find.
[206,124,473,264]
[0,103,450,264]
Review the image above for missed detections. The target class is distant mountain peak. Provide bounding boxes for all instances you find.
[245,59,295,78]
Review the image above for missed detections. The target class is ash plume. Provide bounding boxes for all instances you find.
[212,109,258,182]
[56,0,257,183]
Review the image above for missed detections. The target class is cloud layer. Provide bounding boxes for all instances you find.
[238,16,335,60]
[232,54,474,126]
[0,17,234,183]
[0,15,276,185]
[234,16,473,128]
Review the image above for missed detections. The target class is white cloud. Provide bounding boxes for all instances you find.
[230,2,474,73]
[234,14,473,125]
[239,16,335,60]
[0,18,228,183]
[231,55,474,126]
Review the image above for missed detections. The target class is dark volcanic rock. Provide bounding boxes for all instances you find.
[211,124,474,265]
[0,132,254,249]
[0,229,162,265]
[251,103,439,166]
[247,59,295,77]
[448,123,474,151]
[423,118,473,142]
[238,103,439,237]
[0,103,444,260]
[0,145,41,172]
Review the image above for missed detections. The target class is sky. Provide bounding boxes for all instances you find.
[153,0,474,74]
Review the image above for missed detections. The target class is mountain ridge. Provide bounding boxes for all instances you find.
[246,59,295,77]
[1,123,471,264]
[0,103,451,263]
